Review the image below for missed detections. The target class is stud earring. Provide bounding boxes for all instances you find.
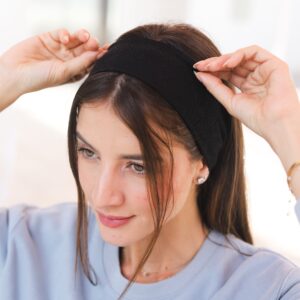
[196,176,207,185]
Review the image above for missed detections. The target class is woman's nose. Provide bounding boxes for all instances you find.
[91,168,124,207]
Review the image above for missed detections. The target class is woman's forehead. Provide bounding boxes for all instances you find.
[78,104,139,145]
[77,101,188,159]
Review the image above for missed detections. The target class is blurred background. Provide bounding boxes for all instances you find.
[0,0,300,265]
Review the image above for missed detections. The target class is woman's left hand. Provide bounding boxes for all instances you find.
[193,45,300,197]
[193,45,300,146]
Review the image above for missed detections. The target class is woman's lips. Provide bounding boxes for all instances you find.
[98,213,134,228]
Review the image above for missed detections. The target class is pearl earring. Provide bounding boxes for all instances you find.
[196,176,207,185]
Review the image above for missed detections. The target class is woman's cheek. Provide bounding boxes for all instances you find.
[78,162,87,187]
[125,181,149,209]
[78,162,95,202]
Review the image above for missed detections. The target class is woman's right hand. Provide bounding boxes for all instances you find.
[0,28,108,110]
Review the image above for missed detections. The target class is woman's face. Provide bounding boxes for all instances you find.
[76,101,204,246]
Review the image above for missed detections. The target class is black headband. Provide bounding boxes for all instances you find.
[88,36,230,170]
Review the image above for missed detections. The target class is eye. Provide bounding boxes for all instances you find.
[77,147,97,160]
[127,162,145,175]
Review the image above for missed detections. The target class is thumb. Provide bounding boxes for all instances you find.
[60,51,99,82]
[194,71,235,115]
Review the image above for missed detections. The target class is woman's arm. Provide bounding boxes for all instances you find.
[0,60,22,111]
[0,28,108,112]
[194,46,300,199]
[267,115,300,198]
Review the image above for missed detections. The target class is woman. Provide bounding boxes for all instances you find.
[0,23,299,300]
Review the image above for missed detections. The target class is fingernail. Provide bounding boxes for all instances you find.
[102,43,110,49]
[63,36,69,43]
[97,50,107,59]
[223,59,232,67]
[193,63,199,69]
[194,71,203,82]
[84,32,90,40]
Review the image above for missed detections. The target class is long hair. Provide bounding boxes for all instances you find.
[67,22,253,299]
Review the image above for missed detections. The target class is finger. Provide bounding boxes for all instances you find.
[222,45,276,69]
[65,29,94,49]
[68,70,90,83]
[102,43,110,50]
[67,50,107,83]
[96,49,108,59]
[45,28,101,58]
[241,60,257,72]
[198,56,258,74]
[209,71,246,89]
[247,59,280,87]
[231,66,251,78]
[71,37,101,57]
[69,63,96,83]
[60,51,99,82]
[86,65,93,73]
[194,46,275,73]
[194,71,235,114]
[73,28,90,43]
[194,56,258,74]
[193,54,231,70]
[49,28,70,44]
[39,29,80,59]
[39,31,63,53]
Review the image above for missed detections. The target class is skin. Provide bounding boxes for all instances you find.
[76,101,209,282]
[0,28,108,112]
[0,29,299,282]
[193,46,300,197]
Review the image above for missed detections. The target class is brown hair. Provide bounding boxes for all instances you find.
[67,22,253,298]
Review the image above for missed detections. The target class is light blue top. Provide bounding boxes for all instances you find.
[0,200,300,300]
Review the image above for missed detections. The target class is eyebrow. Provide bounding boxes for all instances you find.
[76,131,144,161]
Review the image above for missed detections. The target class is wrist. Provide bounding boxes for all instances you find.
[285,165,300,199]
[265,111,300,198]
[266,109,300,171]
[287,162,300,198]
[0,57,24,111]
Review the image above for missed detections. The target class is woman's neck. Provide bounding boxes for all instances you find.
[119,197,208,283]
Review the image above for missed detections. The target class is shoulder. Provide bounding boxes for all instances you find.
[0,202,78,234]
[210,230,299,272]
[227,231,298,267]
[0,203,82,256]
[0,202,80,276]
[208,230,300,298]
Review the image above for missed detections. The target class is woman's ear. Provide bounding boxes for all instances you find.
[194,160,210,184]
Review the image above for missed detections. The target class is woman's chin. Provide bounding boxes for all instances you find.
[98,226,136,247]
[101,234,134,247]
